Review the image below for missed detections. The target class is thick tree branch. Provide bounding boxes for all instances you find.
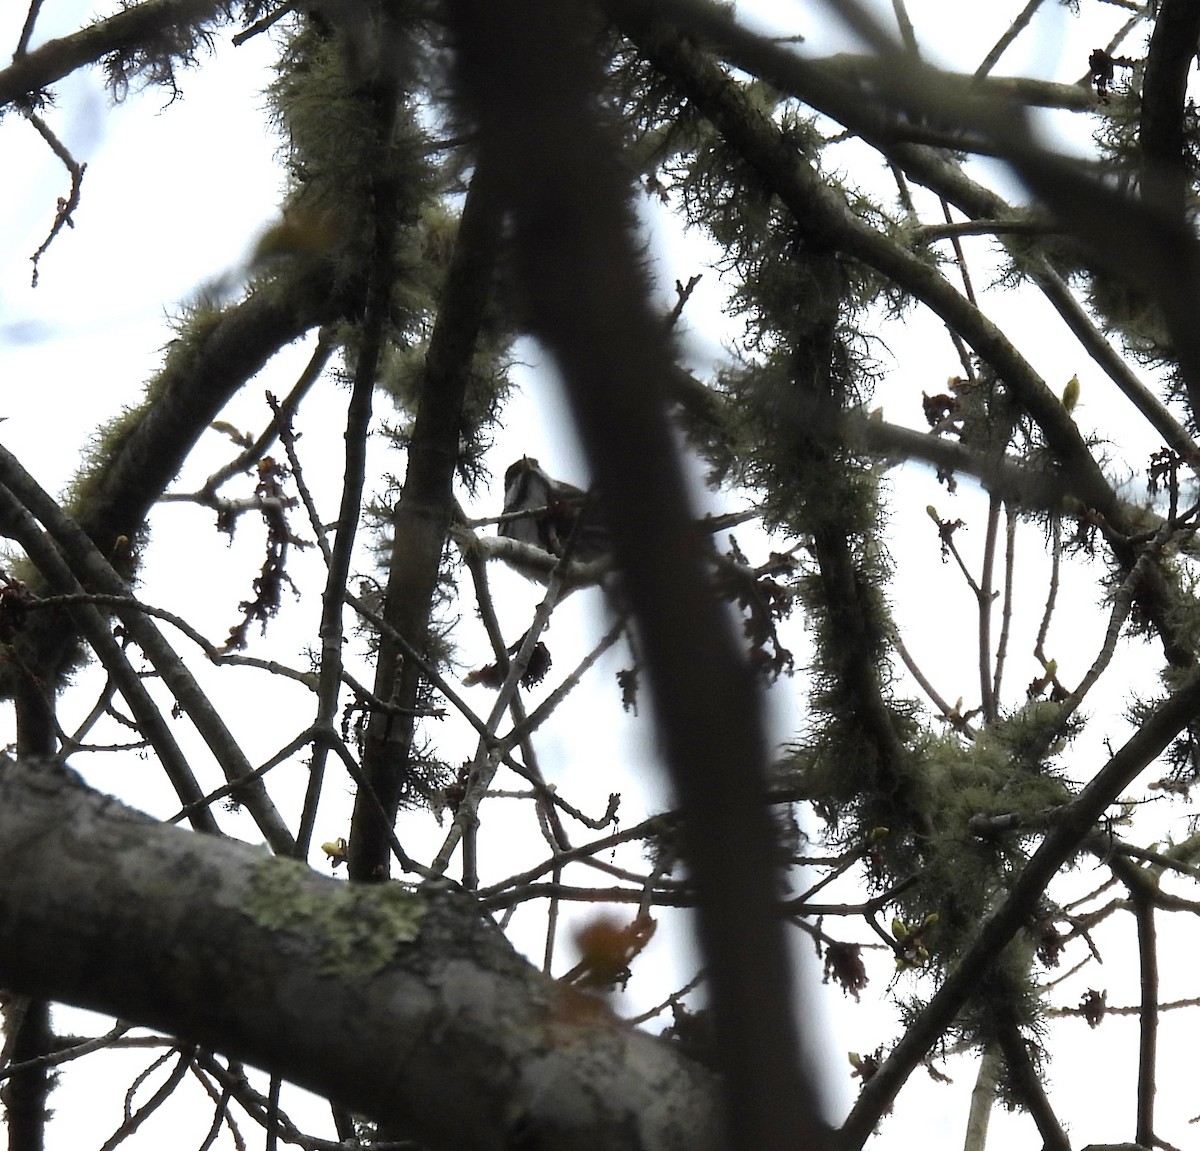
[0,757,721,1151]
[615,13,1121,521]
[1,261,347,717]
[620,8,1200,683]
[609,0,1016,223]
[74,263,345,562]
[1139,0,1200,222]
[450,3,828,1148]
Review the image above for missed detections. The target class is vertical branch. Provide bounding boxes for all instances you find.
[1,998,52,1151]
[304,301,382,857]
[1132,883,1158,1148]
[978,494,1000,721]
[450,3,827,1147]
[5,423,61,1151]
[1034,517,1060,667]
[542,862,563,974]
[1139,0,1200,226]
[890,0,917,53]
[265,1075,281,1151]
[348,155,502,882]
[323,8,408,875]
[991,503,1016,704]
[962,1047,1000,1151]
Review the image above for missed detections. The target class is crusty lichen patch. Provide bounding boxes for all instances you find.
[243,858,424,980]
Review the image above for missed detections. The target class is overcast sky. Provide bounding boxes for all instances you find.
[3,2,1196,1149]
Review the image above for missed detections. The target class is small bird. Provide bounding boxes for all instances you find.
[1061,374,1080,414]
[497,457,608,582]
[463,459,610,689]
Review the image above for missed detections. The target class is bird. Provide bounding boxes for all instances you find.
[1061,374,1080,414]
[461,459,611,690]
[496,457,609,583]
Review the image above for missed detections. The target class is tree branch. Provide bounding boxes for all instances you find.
[0,483,220,835]
[450,3,828,1147]
[841,669,1200,1147]
[0,0,226,109]
[0,757,721,1151]
[0,448,296,853]
[350,156,503,881]
[1139,0,1200,223]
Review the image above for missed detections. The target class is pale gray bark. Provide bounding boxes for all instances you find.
[962,1046,999,1151]
[0,758,720,1151]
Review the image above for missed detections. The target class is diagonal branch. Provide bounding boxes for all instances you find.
[0,485,220,835]
[0,0,226,109]
[993,1015,1069,1151]
[0,446,296,853]
[0,756,722,1151]
[841,669,1200,1147]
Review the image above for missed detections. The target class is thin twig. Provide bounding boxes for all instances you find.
[230,2,295,45]
[974,0,1045,79]
[14,0,45,57]
[0,1022,132,1081]
[978,494,1000,721]
[1034,516,1060,666]
[494,617,627,758]
[912,218,1058,242]
[477,814,673,900]
[1061,542,1162,722]
[195,334,335,506]
[992,503,1016,704]
[188,1066,238,1151]
[943,530,983,596]
[26,112,85,287]
[626,970,707,1026]
[99,1047,194,1151]
[434,564,572,884]
[940,198,978,307]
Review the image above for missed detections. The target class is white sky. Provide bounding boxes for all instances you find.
[2,1,1197,1149]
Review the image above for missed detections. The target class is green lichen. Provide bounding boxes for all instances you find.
[244,858,424,980]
